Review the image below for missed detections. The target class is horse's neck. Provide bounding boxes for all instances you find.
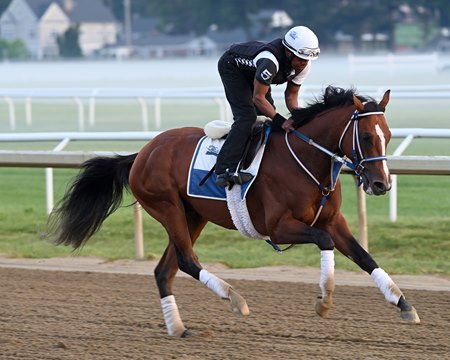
[287,106,354,182]
[311,106,354,150]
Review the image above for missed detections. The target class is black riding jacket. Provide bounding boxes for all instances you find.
[225,39,296,85]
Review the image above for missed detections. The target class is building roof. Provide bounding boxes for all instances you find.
[24,0,54,18]
[56,0,116,22]
[21,0,116,22]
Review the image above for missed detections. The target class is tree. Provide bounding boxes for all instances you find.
[57,25,82,58]
[100,0,450,48]
[0,0,11,14]
[0,39,30,60]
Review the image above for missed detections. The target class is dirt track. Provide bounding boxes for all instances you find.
[0,263,449,360]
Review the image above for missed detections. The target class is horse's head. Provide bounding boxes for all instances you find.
[289,86,392,196]
[340,90,392,196]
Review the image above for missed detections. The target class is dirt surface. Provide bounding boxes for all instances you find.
[0,258,449,360]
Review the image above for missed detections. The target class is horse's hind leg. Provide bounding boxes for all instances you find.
[145,202,249,337]
[176,208,250,317]
[154,243,188,337]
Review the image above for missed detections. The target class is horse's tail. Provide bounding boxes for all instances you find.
[47,153,138,249]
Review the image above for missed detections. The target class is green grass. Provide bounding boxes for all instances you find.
[0,90,449,275]
[0,167,448,275]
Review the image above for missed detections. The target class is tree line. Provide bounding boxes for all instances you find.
[103,0,450,47]
[0,0,449,58]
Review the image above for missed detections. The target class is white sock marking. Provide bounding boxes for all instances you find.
[200,269,231,299]
[320,250,335,297]
[371,268,403,305]
[160,295,186,336]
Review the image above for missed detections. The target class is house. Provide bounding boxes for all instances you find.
[0,0,119,59]
[57,0,119,56]
[0,0,69,59]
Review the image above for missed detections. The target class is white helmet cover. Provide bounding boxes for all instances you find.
[282,26,320,60]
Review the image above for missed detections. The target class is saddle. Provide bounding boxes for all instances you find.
[199,119,271,186]
[240,120,271,170]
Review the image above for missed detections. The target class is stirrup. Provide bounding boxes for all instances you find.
[232,171,253,185]
[215,171,233,187]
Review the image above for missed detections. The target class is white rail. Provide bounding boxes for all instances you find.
[2,85,450,131]
[348,53,444,74]
[1,149,449,254]
[1,146,450,255]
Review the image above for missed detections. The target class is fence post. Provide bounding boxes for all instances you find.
[138,97,149,131]
[89,97,96,127]
[214,97,226,121]
[355,178,368,251]
[45,138,71,214]
[4,97,16,130]
[133,200,145,260]
[74,97,85,131]
[25,97,32,126]
[154,96,161,129]
[389,175,398,222]
[389,134,415,222]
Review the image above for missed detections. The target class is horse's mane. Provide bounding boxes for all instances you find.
[290,86,377,128]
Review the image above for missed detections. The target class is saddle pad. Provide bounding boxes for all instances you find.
[187,136,265,201]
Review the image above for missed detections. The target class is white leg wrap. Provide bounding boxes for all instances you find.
[320,250,335,297]
[160,295,186,337]
[371,268,403,305]
[199,269,231,299]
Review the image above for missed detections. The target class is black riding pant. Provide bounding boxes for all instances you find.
[215,53,274,174]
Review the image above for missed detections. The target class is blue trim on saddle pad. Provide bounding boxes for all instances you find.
[188,136,226,200]
[187,135,267,201]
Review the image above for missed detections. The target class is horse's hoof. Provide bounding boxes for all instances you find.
[400,306,420,324]
[228,288,250,316]
[181,329,195,338]
[315,296,332,318]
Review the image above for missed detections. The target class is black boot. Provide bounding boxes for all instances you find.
[216,170,253,187]
[232,171,253,185]
[215,171,233,187]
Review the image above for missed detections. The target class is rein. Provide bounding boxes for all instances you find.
[288,109,386,193]
[268,109,386,253]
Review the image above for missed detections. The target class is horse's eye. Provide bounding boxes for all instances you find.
[361,133,372,142]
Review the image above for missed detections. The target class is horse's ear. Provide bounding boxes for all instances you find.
[379,89,391,110]
[353,94,364,111]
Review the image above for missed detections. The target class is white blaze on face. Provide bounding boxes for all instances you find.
[375,124,390,178]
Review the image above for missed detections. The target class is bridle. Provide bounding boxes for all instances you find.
[285,107,387,222]
[338,109,387,181]
[266,107,388,253]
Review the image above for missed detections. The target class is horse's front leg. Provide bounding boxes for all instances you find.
[271,218,336,317]
[328,214,420,324]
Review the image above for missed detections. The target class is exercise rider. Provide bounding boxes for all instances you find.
[215,25,320,187]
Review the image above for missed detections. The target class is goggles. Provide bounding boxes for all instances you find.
[283,40,320,60]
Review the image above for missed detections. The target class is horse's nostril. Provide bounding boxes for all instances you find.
[373,181,386,194]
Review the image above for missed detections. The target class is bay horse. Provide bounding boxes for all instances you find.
[47,86,420,337]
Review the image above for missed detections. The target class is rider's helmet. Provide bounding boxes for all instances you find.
[282,26,320,60]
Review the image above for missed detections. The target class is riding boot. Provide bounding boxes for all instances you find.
[215,120,253,186]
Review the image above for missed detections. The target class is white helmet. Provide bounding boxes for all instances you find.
[282,26,320,60]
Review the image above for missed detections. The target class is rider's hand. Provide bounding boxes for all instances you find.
[282,118,294,132]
